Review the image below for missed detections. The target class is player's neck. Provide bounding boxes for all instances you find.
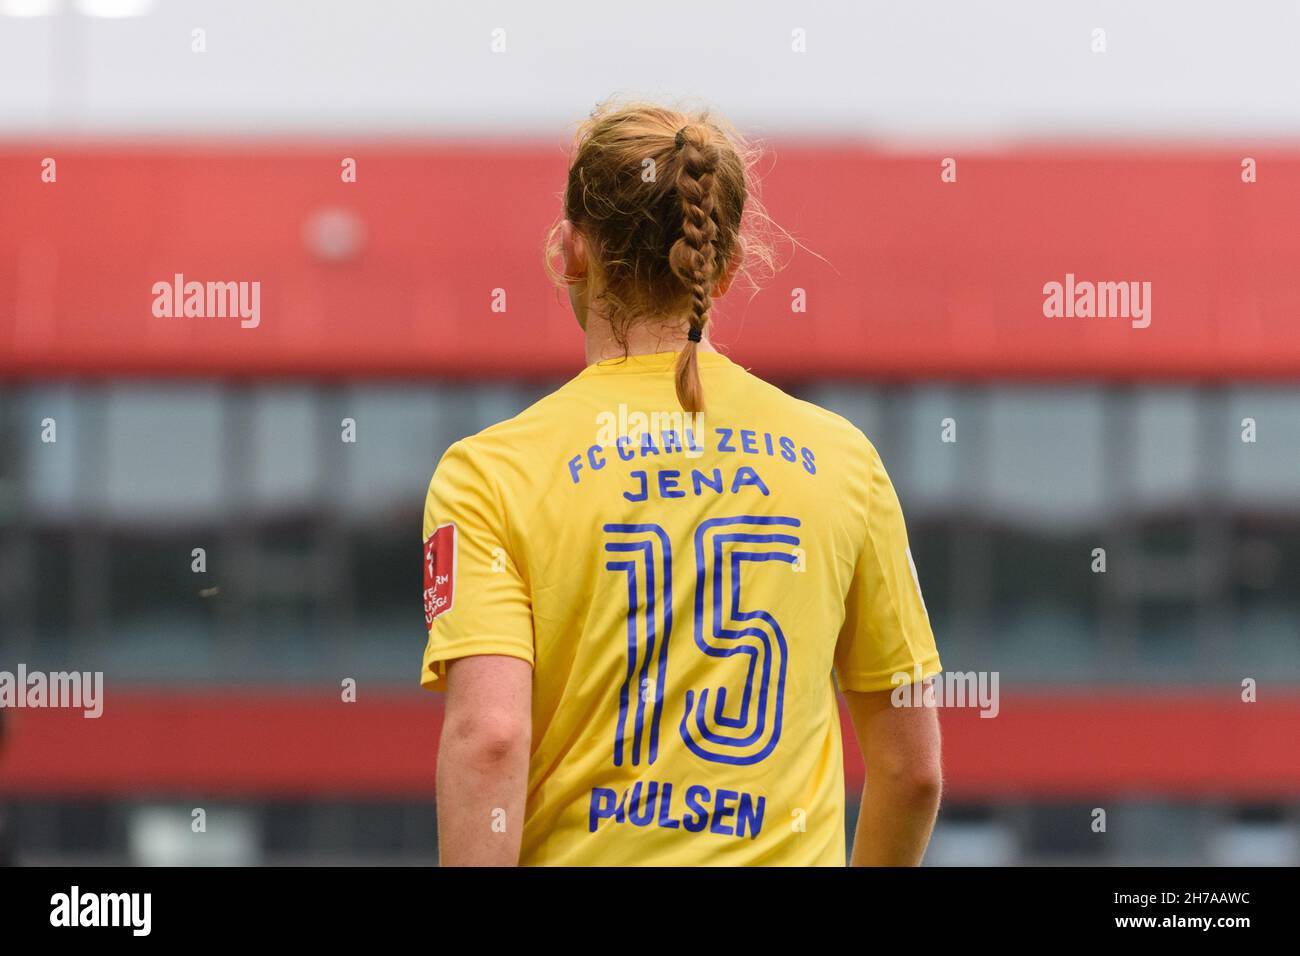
[583,311,716,366]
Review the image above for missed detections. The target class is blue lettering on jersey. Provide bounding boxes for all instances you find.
[731,466,769,495]
[624,470,648,502]
[692,468,724,495]
[588,782,766,839]
[658,470,685,498]
[563,426,817,486]
[621,466,770,500]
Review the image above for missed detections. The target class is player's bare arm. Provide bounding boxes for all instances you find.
[436,655,532,866]
[844,686,943,866]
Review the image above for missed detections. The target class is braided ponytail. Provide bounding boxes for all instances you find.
[553,102,771,415]
[668,124,720,414]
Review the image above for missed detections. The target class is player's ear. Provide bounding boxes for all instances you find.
[560,219,588,281]
[713,241,743,297]
[560,219,592,331]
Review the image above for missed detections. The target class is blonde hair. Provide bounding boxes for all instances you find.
[548,100,775,412]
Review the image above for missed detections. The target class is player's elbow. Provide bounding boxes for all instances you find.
[445,709,531,766]
[904,762,943,806]
[873,754,943,805]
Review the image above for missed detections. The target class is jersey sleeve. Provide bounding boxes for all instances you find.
[419,440,534,691]
[833,443,941,692]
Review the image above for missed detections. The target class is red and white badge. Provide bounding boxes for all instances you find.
[423,523,457,627]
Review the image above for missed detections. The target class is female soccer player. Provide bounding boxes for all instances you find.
[421,101,942,866]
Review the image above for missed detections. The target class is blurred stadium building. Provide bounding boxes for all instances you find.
[1,1,1298,864]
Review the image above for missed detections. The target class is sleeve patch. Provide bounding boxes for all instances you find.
[423,523,457,626]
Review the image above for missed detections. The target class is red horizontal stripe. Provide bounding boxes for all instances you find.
[847,688,1300,800]
[1,688,1295,799]
[2,143,1300,379]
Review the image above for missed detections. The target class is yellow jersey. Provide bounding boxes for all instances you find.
[420,350,940,866]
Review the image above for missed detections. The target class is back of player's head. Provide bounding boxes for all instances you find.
[550,100,773,412]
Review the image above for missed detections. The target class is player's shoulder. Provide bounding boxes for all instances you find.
[431,379,579,479]
[728,359,881,462]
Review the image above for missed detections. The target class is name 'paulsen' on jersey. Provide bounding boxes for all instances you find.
[590,780,766,839]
